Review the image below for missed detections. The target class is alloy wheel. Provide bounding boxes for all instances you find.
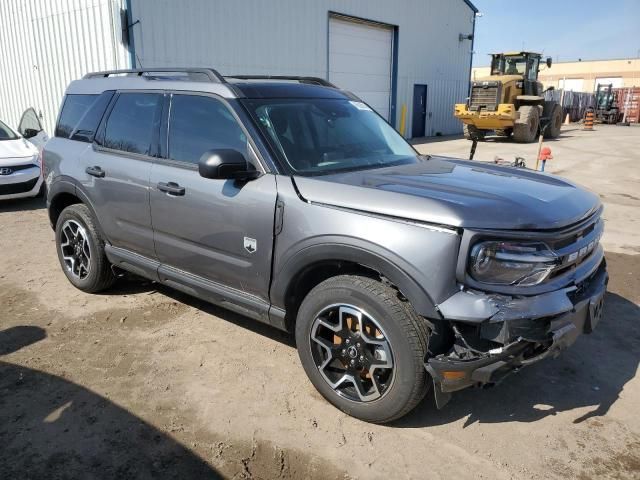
[309,304,394,402]
[59,219,92,280]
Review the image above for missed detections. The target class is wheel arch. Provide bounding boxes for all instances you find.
[271,242,441,332]
[47,178,105,239]
[516,95,545,107]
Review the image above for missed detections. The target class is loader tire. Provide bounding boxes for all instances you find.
[544,104,563,139]
[513,105,540,143]
[494,128,512,138]
[463,124,486,141]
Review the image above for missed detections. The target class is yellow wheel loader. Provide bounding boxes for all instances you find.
[455,52,563,143]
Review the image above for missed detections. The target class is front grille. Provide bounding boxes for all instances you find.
[547,214,603,279]
[469,84,499,111]
[0,177,38,195]
[3,163,38,173]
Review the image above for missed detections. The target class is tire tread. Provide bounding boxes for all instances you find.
[298,275,430,423]
[56,204,115,293]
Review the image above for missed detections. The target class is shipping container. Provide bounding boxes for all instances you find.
[614,87,640,123]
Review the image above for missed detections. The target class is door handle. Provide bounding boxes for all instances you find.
[157,181,185,196]
[86,166,105,178]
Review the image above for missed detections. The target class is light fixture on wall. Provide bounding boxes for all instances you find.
[459,33,474,42]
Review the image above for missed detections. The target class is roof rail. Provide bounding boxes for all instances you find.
[227,75,337,88]
[83,68,226,83]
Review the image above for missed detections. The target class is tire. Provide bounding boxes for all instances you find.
[55,204,115,293]
[463,124,486,141]
[295,275,430,423]
[544,104,562,139]
[494,128,512,138]
[513,105,540,143]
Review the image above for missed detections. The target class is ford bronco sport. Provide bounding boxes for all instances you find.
[44,68,608,423]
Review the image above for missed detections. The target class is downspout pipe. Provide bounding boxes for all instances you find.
[468,12,476,96]
[125,0,136,68]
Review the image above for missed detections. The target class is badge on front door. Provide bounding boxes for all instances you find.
[244,237,257,254]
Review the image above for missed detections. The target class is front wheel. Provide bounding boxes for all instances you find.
[295,275,430,423]
[513,105,540,143]
[463,124,486,141]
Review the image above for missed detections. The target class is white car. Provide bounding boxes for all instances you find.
[0,109,49,200]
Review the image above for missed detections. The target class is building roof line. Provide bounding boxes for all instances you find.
[475,56,640,68]
[462,0,479,13]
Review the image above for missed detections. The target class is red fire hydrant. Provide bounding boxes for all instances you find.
[538,147,553,172]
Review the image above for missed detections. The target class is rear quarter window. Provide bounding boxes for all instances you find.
[69,91,115,143]
[55,94,98,138]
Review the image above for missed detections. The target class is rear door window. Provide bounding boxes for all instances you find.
[103,92,162,156]
[167,94,248,165]
[55,94,98,138]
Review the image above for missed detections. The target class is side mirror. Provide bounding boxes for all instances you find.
[546,57,553,68]
[22,128,40,139]
[198,149,260,181]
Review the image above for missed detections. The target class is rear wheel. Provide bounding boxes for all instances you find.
[55,204,115,293]
[463,124,486,141]
[295,275,430,423]
[544,104,562,139]
[513,105,540,143]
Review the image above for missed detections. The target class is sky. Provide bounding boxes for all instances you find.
[471,0,640,66]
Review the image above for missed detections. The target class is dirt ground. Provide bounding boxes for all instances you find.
[1,125,639,479]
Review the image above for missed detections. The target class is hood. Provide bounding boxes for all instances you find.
[0,138,38,162]
[292,157,601,230]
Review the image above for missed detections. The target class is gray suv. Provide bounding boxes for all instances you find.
[45,68,608,423]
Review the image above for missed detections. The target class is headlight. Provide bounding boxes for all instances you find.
[469,241,558,286]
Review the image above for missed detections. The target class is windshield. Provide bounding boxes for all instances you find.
[0,120,19,141]
[243,98,418,176]
[492,55,527,76]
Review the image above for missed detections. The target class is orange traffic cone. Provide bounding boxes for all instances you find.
[584,111,594,130]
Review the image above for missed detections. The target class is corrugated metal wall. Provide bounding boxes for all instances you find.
[130,0,475,137]
[0,0,129,135]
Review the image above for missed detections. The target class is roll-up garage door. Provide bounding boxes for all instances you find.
[329,16,393,120]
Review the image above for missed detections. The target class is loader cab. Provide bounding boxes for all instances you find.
[490,53,539,79]
[489,52,551,97]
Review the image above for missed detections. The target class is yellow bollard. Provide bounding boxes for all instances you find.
[399,104,407,137]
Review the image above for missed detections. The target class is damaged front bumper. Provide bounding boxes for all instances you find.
[426,261,608,408]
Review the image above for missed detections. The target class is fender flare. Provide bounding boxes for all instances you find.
[47,176,106,239]
[271,240,440,319]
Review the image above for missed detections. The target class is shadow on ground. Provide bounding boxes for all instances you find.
[396,290,640,428]
[0,196,45,212]
[0,325,222,479]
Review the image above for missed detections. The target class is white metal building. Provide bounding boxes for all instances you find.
[0,0,477,138]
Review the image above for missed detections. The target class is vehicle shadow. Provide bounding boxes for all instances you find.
[0,325,222,479]
[0,196,45,212]
[100,275,296,348]
[0,325,46,355]
[395,291,640,428]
